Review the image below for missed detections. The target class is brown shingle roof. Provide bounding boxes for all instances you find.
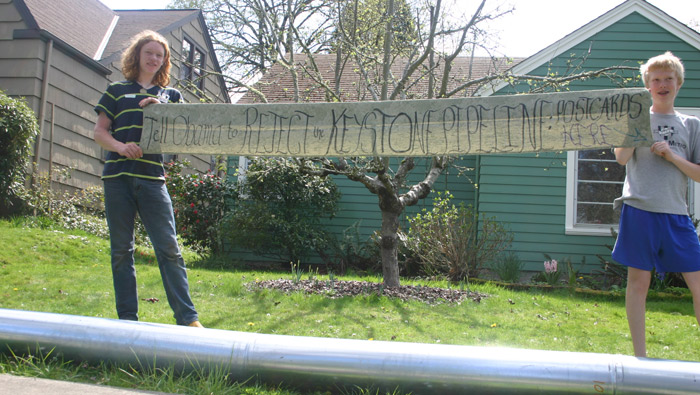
[238,54,523,104]
[100,9,199,61]
[23,0,115,59]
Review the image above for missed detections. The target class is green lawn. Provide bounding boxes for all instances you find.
[1,219,699,393]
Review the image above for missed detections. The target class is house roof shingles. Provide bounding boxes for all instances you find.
[238,54,523,104]
[101,9,200,61]
[23,0,115,59]
[21,0,200,63]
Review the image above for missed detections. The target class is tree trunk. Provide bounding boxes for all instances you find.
[379,192,403,288]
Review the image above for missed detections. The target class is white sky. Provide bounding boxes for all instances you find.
[99,0,700,57]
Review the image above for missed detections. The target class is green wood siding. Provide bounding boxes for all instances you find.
[484,11,700,272]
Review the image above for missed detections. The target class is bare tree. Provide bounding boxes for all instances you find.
[171,0,337,96]
[293,0,520,287]
[173,0,635,287]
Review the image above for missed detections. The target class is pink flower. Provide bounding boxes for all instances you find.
[544,259,558,273]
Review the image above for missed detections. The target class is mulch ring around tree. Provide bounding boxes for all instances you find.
[247,279,486,305]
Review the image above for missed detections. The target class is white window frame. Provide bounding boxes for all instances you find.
[566,107,700,236]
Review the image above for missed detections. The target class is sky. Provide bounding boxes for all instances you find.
[99,0,700,57]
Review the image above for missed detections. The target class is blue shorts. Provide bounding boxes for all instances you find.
[612,204,700,274]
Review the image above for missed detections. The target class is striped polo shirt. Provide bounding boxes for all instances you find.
[94,81,182,180]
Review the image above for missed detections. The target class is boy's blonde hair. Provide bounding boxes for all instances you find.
[121,30,171,87]
[640,51,685,88]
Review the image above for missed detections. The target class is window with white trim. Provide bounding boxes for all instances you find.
[565,150,624,235]
[566,108,700,235]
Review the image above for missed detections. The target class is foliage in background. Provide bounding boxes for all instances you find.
[14,166,111,239]
[335,0,418,61]
[325,221,381,275]
[166,160,237,256]
[489,252,524,283]
[13,166,157,248]
[0,89,39,208]
[401,192,513,281]
[222,157,340,264]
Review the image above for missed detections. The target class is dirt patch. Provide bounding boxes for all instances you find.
[247,279,486,305]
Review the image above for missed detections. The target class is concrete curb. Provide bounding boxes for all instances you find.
[0,374,169,394]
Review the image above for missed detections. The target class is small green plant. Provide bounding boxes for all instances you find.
[291,262,303,283]
[307,266,319,281]
[566,256,584,289]
[490,252,524,283]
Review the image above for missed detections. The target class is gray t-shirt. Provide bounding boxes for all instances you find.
[614,111,700,215]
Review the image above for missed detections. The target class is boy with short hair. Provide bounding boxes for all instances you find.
[613,51,700,357]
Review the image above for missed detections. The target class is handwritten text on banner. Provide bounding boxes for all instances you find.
[142,88,652,156]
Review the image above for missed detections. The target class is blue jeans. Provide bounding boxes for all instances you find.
[104,177,198,325]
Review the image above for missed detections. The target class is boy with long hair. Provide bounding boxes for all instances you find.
[94,30,202,327]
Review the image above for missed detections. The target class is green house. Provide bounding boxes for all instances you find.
[230,0,700,273]
[478,0,700,272]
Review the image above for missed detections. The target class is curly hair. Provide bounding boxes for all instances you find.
[640,51,685,88]
[121,30,171,87]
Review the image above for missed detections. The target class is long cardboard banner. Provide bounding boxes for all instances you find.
[141,88,652,156]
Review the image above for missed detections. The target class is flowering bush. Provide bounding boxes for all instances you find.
[166,160,237,255]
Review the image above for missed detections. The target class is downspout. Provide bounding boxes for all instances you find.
[473,154,481,213]
[473,154,482,272]
[48,103,55,216]
[32,38,53,186]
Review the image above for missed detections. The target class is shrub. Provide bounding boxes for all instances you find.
[490,252,524,283]
[15,166,110,239]
[222,157,340,264]
[0,90,39,209]
[325,221,381,274]
[401,191,513,281]
[166,160,237,256]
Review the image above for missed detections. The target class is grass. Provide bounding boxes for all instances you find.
[1,218,699,394]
